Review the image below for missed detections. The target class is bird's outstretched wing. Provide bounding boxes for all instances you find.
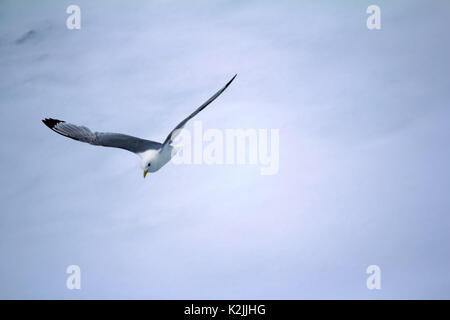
[162,74,237,147]
[42,118,162,154]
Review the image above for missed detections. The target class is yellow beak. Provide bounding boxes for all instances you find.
[143,169,149,178]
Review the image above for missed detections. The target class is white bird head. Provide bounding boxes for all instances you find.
[140,149,159,178]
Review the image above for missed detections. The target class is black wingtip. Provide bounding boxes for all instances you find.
[224,73,237,89]
[42,118,64,129]
[225,74,237,88]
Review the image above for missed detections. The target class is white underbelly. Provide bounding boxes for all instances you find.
[142,146,174,172]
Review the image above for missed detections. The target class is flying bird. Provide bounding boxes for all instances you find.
[42,74,236,178]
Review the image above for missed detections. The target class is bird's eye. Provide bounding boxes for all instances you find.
[148,163,151,167]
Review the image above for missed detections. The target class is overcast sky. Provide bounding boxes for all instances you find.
[1,0,450,299]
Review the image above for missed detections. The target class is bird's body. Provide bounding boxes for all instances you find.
[139,145,173,173]
[42,75,236,178]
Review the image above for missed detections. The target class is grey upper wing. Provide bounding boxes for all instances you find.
[42,118,162,153]
[162,74,237,146]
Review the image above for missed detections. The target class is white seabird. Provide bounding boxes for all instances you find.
[42,74,236,178]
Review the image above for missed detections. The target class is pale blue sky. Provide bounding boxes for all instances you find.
[1,0,449,299]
